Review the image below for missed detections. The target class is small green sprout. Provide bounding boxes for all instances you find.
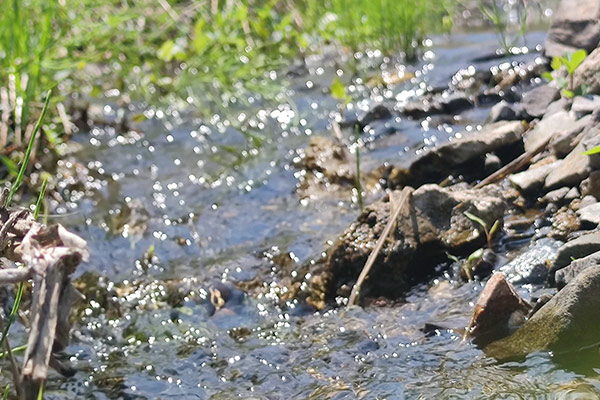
[464,211,500,249]
[542,49,588,98]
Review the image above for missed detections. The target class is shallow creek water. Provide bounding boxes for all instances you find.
[22,30,600,399]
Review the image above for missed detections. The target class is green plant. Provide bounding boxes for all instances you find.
[583,146,600,155]
[464,211,500,249]
[479,0,528,55]
[542,49,588,98]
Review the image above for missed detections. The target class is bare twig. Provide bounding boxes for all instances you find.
[348,186,413,306]
[474,136,552,189]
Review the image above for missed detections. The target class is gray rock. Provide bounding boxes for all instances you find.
[545,128,600,189]
[574,47,600,95]
[544,0,600,58]
[566,187,581,201]
[571,95,600,116]
[550,231,600,280]
[487,100,518,123]
[486,266,600,359]
[509,160,562,193]
[580,195,599,209]
[577,202,600,227]
[550,114,592,157]
[499,238,562,285]
[394,121,525,187]
[555,250,600,288]
[580,171,600,198]
[544,98,570,116]
[524,110,577,153]
[439,92,473,114]
[322,184,506,298]
[542,187,571,204]
[358,104,393,129]
[521,85,560,119]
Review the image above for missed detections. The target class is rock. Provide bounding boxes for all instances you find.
[523,110,577,153]
[358,104,393,130]
[402,91,472,118]
[574,47,600,95]
[550,231,600,281]
[544,98,570,116]
[508,160,562,193]
[555,250,600,289]
[485,267,600,359]
[499,238,562,285]
[544,0,600,58]
[321,184,506,299]
[484,153,502,174]
[571,95,600,116]
[565,187,581,201]
[300,136,353,185]
[487,100,518,123]
[550,114,592,157]
[549,207,581,240]
[521,85,560,119]
[393,121,525,187]
[542,187,571,204]
[439,92,473,114]
[577,202,600,227]
[466,273,531,347]
[545,127,600,189]
[580,171,600,198]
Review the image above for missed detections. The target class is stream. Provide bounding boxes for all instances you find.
[25,27,600,399]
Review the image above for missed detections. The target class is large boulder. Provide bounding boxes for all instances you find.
[486,267,600,359]
[390,121,525,187]
[574,47,600,95]
[319,184,506,300]
[544,0,600,58]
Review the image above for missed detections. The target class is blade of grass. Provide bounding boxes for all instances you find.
[0,344,27,359]
[0,282,24,351]
[34,176,48,219]
[37,380,45,400]
[2,385,8,400]
[6,89,51,207]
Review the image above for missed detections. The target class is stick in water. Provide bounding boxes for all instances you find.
[348,186,413,306]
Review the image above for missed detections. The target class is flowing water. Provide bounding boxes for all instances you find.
[16,26,600,399]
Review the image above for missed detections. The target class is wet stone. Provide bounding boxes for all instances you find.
[550,114,592,158]
[358,104,393,130]
[580,171,600,199]
[542,187,571,205]
[487,100,518,123]
[467,273,531,347]
[555,250,600,289]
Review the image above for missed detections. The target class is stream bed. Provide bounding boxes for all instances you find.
[26,27,600,399]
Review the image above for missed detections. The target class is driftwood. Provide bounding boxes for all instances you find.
[0,195,88,398]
